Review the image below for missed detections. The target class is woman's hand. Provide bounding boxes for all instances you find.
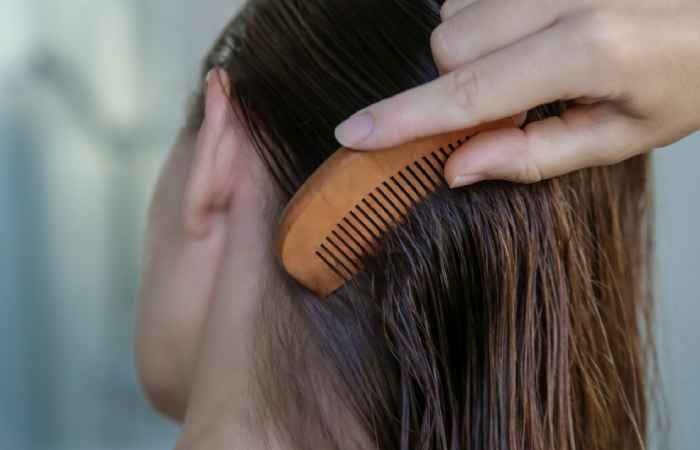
[334,0,700,187]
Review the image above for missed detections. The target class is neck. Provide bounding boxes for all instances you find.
[174,415,273,450]
[174,207,280,450]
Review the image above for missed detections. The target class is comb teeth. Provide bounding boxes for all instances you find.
[278,116,516,298]
[313,136,467,279]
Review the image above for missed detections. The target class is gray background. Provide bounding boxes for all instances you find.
[0,1,697,449]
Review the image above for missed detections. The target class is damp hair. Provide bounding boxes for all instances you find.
[186,1,658,449]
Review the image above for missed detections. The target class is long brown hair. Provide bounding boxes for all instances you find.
[187,1,656,449]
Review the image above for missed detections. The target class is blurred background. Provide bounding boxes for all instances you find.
[0,1,697,449]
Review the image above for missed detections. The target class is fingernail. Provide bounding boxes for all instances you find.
[448,173,483,188]
[335,111,375,146]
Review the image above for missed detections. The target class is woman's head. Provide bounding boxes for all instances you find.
[137,1,654,449]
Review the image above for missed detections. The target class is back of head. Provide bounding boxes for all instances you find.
[188,1,653,449]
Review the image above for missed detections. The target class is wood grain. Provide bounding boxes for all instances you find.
[277,117,516,298]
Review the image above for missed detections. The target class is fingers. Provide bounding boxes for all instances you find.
[440,0,480,20]
[440,0,593,21]
[433,0,562,72]
[443,102,646,187]
[335,20,604,150]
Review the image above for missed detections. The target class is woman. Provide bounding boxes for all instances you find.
[137,1,655,449]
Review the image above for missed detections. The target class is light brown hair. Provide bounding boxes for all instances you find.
[187,1,657,448]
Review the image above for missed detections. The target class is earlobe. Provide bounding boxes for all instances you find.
[184,68,239,238]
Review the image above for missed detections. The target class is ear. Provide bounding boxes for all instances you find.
[184,68,242,238]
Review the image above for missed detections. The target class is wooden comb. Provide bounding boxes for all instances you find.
[277,117,516,298]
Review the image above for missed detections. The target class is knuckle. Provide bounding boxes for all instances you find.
[574,9,632,70]
[516,152,544,184]
[514,123,547,183]
[430,25,450,68]
[449,66,481,113]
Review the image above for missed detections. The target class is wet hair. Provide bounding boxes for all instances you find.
[187,1,656,449]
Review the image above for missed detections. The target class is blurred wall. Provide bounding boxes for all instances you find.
[654,134,700,450]
[0,1,697,450]
[0,1,243,449]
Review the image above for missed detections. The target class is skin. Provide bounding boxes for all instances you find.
[334,0,700,187]
[136,69,285,450]
[138,2,700,446]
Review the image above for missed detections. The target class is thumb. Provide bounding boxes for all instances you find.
[444,103,647,187]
